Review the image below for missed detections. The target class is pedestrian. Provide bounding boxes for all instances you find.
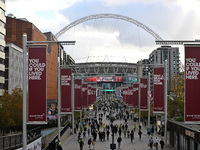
[107,129,110,140]
[160,138,165,150]
[124,129,126,138]
[154,137,159,149]
[133,124,136,131]
[149,137,154,149]
[56,140,63,150]
[88,128,90,137]
[88,138,92,150]
[138,130,142,140]
[92,139,96,150]
[83,131,86,139]
[117,136,122,149]
[78,138,84,150]
[127,129,130,138]
[130,129,134,143]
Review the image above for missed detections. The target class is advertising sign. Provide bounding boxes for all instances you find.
[61,69,72,113]
[140,78,148,110]
[133,83,139,109]
[28,46,47,123]
[87,76,123,82]
[123,88,126,104]
[74,79,82,111]
[82,84,88,108]
[185,45,200,122]
[87,86,91,106]
[128,87,133,107]
[91,88,96,104]
[153,67,164,113]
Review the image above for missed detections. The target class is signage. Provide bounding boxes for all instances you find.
[140,78,148,110]
[153,67,164,113]
[185,45,200,122]
[61,69,72,113]
[28,46,47,123]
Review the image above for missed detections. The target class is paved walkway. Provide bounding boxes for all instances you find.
[60,111,175,150]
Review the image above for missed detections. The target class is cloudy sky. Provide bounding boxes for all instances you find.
[6,0,200,64]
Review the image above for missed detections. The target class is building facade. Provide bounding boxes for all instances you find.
[0,0,5,96]
[5,16,58,106]
[149,46,180,78]
[5,43,23,94]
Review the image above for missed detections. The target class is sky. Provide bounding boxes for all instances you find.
[6,0,200,64]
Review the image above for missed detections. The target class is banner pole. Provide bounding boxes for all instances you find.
[148,72,150,133]
[139,77,141,125]
[164,60,168,145]
[72,74,75,134]
[23,33,27,150]
[58,45,61,140]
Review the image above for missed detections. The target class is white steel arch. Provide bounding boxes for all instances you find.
[55,13,163,40]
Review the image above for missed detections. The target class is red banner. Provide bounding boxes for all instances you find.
[74,79,82,111]
[133,83,139,109]
[128,87,133,107]
[61,69,72,113]
[87,86,92,106]
[185,45,200,122]
[82,84,88,108]
[123,88,126,104]
[153,68,164,113]
[28,46,47,123]
[91,88,96,104]
[140,78,148,110]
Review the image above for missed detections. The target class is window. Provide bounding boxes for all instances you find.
[0,8,5,15]
[0,21,5,28]
[0,33,4,40]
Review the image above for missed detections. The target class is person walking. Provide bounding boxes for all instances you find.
[78,138,84,150]
[138,130,142,140]
[106,129,110,140]
[130,129,134,143]
[117,136,122,149]
[154,137,159,149]
[149,137,154,149]
[88,138,92,150]
[160,138,165,150]
[88,128,90,137]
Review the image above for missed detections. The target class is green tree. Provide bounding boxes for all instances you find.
[0,88,23,127]
[168,73,184,121]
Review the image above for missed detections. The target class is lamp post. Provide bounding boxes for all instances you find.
[164,60,168,145]
[148,72,150,133]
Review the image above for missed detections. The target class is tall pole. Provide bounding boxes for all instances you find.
[139,77,141,125]
[23,33,27,150]
[58,45,61,140]
[164,60,168,145]
[72,74,75,134]
[148,72,150,133]
[80,111,82,126]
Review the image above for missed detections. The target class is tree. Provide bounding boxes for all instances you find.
[0,88,23,127]
[168,73,184,121]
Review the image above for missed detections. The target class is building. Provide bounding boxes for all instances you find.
[5,43,23,94]
[0,0,6,96]
[5,16,58,107]
[149,46,180,78]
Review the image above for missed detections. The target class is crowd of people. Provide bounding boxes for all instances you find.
[58,99,166,150]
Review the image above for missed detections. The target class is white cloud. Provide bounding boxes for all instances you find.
[6,0,82,34]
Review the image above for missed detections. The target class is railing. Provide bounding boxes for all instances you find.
[0,127,41,150]
[43,123,70,150]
